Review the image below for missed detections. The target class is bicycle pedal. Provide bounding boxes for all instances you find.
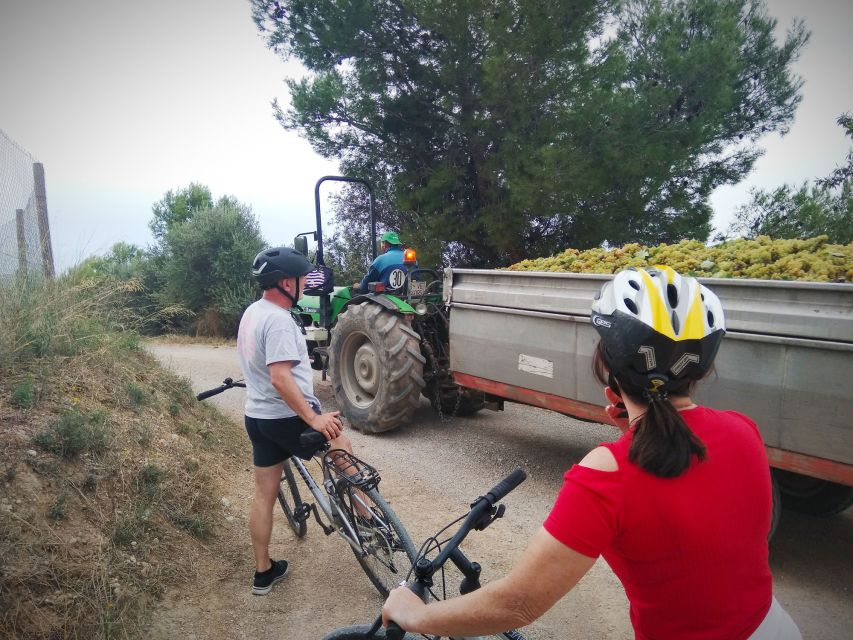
[294,503,312,523]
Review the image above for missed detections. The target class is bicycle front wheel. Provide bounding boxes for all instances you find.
[322,624,525,640]
[277,460,307,538]
[343,487,417,597]
[322,624,420,639]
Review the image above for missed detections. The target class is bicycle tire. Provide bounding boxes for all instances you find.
[322,624,524,640]
[321,624,420,639]
[343,486,418,597]
[277,460,307,538]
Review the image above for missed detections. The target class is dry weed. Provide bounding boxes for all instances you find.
[0,275,244,639]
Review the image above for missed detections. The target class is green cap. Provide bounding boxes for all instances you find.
[380,231,401,245]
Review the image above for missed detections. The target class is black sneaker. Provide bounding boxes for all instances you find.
[252,559,289,595]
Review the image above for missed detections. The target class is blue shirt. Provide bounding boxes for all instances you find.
[358,246,418,290]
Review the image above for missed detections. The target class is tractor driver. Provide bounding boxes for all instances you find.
[352,231,417,292]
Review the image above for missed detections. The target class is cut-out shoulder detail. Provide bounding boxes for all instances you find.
[578,446,619,472]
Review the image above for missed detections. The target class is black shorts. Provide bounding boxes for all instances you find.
[244,410,321,467]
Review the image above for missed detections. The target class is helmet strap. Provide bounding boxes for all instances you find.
[274,279,299,308]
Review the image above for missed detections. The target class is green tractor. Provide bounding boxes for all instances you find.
[294,176,484,434]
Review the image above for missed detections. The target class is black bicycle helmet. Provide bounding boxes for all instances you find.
[252,246,313,290]
[591,266,726,395]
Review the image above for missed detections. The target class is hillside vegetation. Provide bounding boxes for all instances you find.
[507,235,853,282]
[0,275,244,638]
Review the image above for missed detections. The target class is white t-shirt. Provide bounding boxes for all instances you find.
[236,298,320,419]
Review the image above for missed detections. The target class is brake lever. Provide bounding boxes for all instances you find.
[474,503,505,531]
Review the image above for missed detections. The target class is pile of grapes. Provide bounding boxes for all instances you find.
[507,236,852,282]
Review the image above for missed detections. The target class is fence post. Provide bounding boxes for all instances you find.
[16,208,28,276]
[33,162,55,278]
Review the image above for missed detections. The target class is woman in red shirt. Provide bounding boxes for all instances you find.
[383,266,800,639]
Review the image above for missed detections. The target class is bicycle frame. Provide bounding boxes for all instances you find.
[286,454,369,557]
[195,377,416,595]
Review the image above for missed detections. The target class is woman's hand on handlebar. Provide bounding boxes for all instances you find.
[382,584,426,634]
[309,411,343,441]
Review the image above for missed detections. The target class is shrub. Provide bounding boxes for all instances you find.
[33,409,111,458]
[11,378,37,408]
[135,464,165,502]
[126,383,149,408]
[49,493,68,521]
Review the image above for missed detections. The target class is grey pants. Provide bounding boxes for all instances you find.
[748,597,801,640]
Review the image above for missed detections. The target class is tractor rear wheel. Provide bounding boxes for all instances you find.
[329,303,426,434]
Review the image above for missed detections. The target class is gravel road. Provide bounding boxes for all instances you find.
[146,343,852,640]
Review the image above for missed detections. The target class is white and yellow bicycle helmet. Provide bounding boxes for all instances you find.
[591,266,726,393]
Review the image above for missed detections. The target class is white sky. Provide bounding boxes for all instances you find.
[0,0,850,272]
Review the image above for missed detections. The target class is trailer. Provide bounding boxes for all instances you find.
[443,268,853,518]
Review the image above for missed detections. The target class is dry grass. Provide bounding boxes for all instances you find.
[146,334,236,347]
[0,275,244,639]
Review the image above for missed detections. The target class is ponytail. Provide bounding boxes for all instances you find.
[593,342,706,478]
[628,395,706,478]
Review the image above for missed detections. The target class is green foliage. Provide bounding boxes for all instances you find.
[252,0,807,266]
[110,504,154,547]
[156,199,265,334]
[11,377,37,408]
[817,114,853,190]
[165,509,215,541]
[0,271,146,371]
[33,409,111,459]
[126,383,150,409]
[726,114,853,243]
[69,242,149,281]
[728,183,852,244]
[67,183,268,337]
[135,464,165,502]
[149,183,215,243]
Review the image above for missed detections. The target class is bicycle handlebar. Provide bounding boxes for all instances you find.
[195,377,245,401]
[485,468,527,505]
[385,468,527,640]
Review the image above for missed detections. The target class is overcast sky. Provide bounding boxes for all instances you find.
[1,0,850,272]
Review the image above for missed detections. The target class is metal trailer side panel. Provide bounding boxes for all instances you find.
[445,269,853,477]
[444,269,853,342]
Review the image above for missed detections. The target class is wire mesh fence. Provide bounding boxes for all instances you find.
[1,129,54,281]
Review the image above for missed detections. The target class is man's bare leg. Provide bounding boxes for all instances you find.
[249,461,285,571]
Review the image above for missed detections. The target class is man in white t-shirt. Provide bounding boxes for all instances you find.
[237,246,354,595]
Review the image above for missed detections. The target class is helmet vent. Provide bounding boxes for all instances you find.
[628,280,640,291]
[666,284,679,308]
[267,250,280,257]
[624,298,639,315]
[707,310,715,327]
[671,311,680,334]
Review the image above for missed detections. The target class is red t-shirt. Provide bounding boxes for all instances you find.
[544,406,773,639]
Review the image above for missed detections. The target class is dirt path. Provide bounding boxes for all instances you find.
[146,343,852,640]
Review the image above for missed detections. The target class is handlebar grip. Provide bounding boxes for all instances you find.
[385,621,406,640]
[485,468,527,504]
[196,385,227,401]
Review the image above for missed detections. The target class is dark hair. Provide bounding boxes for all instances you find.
[593,341,706,478]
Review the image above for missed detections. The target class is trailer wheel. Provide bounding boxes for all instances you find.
[329,303,426,434]
[773,469,853,517]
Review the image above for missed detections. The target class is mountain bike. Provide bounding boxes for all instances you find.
[196,377,418,596]
[322,469,530,640]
